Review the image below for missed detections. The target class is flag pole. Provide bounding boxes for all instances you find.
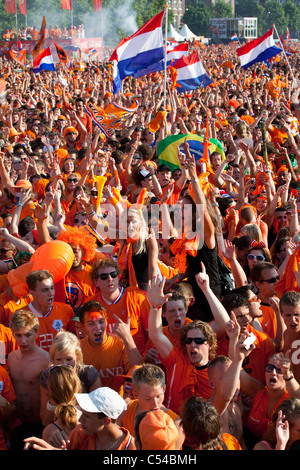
[163,4,168,111]
[273,23,294,80]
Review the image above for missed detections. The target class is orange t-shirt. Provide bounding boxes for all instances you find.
[248,387,289,438]
[0,323,18,370]
[221,433,242,450]
[0,274,9,294]
[268,125,288,148]
[161,181,182,205]
[87,286,149,338]
[161,346,212,415]
[217,325,276,385]
[122,399,178,437]
[67,425,135,450]
[143,318,192,358]
[0,365,16,450]
[0,291,32,327]
[80,333,131,392]
[64,264,97,312]
[16,302,74,352]
[257,303,277,340]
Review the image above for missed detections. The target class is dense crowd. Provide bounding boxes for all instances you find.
[1,37,300,452]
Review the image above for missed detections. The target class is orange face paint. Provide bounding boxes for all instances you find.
[84,311,107,322]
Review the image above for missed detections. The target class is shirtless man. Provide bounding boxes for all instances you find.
[7,309,50,450]
[208,312,261,450]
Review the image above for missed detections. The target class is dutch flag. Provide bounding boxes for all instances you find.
[109,10,165,94]
[236,27,282,69]
[32,47,56,73]
[171,50,213,93]
[231,34,238,41]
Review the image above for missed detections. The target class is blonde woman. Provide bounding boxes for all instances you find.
[39,331,102,427]
[240,223,263,244]
[42,365,83,448]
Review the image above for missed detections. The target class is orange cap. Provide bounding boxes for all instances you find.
[116,365,141,384]
[63,126,79,137]
[12,179,32,190]
[139,410,178,450]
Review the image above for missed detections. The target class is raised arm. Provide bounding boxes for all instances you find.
[147,276,173,360]
[195,262,230,337]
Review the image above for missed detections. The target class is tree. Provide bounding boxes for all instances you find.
[183,0,211,37]
[262,0,288,35]
[212,0,233,18]
[284,0,300,38]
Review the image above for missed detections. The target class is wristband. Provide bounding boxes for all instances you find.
[109,196,119,207]
[151,305,163,309]
[283,374,294,382]
[86,211,95,218]
[16,203,22,207]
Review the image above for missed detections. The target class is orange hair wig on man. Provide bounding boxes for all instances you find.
[57,225,97,263]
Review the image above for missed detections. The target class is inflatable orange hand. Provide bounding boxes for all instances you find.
[148,111,166,133]
[7,241,74,298]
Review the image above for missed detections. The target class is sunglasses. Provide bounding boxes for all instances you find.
[66,132,77,136]
[90,191,98,196]
[67,178,78,183]
[264,364,283,375]
[249,295,259,303]
[185,337,207,345]
[98,271,119,280]
[259,276,280,284]
[247,254,265,262]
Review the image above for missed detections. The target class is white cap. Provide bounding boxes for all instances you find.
[75,387,127,419]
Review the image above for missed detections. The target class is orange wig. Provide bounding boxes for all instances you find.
[57,225,97,263]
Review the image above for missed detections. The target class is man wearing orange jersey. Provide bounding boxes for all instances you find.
[79,300,143,392]
[15,270,74,352]
[88,257,150,348]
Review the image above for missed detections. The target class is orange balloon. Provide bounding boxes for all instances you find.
[7,241,74,298]
[31,240,74,282]
[7,262,34,297]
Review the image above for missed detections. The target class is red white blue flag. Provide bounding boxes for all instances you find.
[32,47,56,73]
[109,10,165,94]
[171,50,213,93]
[236,28,282,69]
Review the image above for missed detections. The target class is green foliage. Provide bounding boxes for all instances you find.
[183,0,211,36]
[284,0,300,35]
[262,0,287,35]
[212,0,233,18]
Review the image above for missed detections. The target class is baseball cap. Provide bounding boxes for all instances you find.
[75,387,127,419]
[116,365,142,385]
[157,164,171,173]
[139,410,178,450]
[137,169,152,183]
[13,179,32,189]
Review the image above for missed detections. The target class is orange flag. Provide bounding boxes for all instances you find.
[9,48,26,66]
[275,247,300,297]
[32,16,46,58]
